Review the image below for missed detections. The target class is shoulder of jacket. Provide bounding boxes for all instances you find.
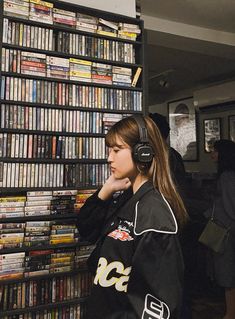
[133,189,178,235]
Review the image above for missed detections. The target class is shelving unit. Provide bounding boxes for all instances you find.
[0,0,144,317]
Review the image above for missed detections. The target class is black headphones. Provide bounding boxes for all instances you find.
[132,115,154,163]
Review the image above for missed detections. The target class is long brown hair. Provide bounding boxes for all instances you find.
[105,115,188,228]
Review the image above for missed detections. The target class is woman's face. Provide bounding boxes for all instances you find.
[107,136,137,180]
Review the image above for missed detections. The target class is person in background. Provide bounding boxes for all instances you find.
[148,112,187,195]
[149,112,209,319]
[77,115,188,319]
[206,139,235,319]
[149,112,209,218]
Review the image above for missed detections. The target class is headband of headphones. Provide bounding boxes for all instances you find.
[133,114,149,144]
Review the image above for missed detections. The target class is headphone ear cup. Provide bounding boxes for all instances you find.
[133,143,154,163]
[132,143,141,162]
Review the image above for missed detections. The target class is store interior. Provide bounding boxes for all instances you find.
[141,2,235,317]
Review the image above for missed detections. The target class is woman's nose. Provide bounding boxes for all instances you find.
[107,150,113,162]
[108,149,114,163]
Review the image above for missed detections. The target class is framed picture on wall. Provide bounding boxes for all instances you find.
[203,118,221,152]
[168,97,198,161]
[228,115,235,142]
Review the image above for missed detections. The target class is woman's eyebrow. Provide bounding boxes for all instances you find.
[110,144,126,149]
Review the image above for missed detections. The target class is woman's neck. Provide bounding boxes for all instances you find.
[132,174,148,194]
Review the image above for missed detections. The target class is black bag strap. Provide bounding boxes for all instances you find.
[210,203,215,221]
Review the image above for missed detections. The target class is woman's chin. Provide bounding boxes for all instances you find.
[113,173,124,179]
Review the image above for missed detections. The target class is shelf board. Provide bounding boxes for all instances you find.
[0,100,142,114]
[0,186,99,195]
[0,157,107,164]
[0,128,105,137]
[0,241,92,254]
[0,212,79,222]
[0,297,88,317]
[0,267,88,285]
[1,72,143,91]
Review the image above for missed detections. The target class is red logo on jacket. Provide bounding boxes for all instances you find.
[108,229,133,241]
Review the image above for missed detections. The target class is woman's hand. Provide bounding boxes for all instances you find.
[98,175,131,200]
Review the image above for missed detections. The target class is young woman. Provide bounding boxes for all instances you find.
[77,115,188,319]
[208,139,235,319]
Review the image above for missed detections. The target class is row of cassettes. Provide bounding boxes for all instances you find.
[3,0,141,41]
[1,304,87,319]
[0,133,107,160]
[0,272,93,311]
[0,190,94,217]
[2,18,136,64]
[3,18,53,52]
[0,163,109,188]
[1,49,136,86]
[57,31,135,64]
[1,76,142,111]
[0,193,93,219]
[0,204,75,218]
[1,105,107,133]
[0,224,79,249]
[0,246,93,276]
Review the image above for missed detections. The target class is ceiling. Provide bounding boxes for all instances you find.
[140,0,235,105]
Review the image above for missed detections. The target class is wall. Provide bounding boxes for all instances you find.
[60,0,136,17]
[148,93,235,175]
[149,103,166,115]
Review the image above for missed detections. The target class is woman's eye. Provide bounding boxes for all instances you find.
[113,148,120,153]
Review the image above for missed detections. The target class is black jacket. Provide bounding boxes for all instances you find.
[77,181,184,319]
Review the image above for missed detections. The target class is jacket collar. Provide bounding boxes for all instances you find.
[116,181,154,221]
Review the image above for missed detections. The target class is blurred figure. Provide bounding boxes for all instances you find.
[206,139,235,319]
[149,112,192,319]
[149,112,187,195]
[183,142,197,160]
[149,112,209,217]
[149,112,210,319]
